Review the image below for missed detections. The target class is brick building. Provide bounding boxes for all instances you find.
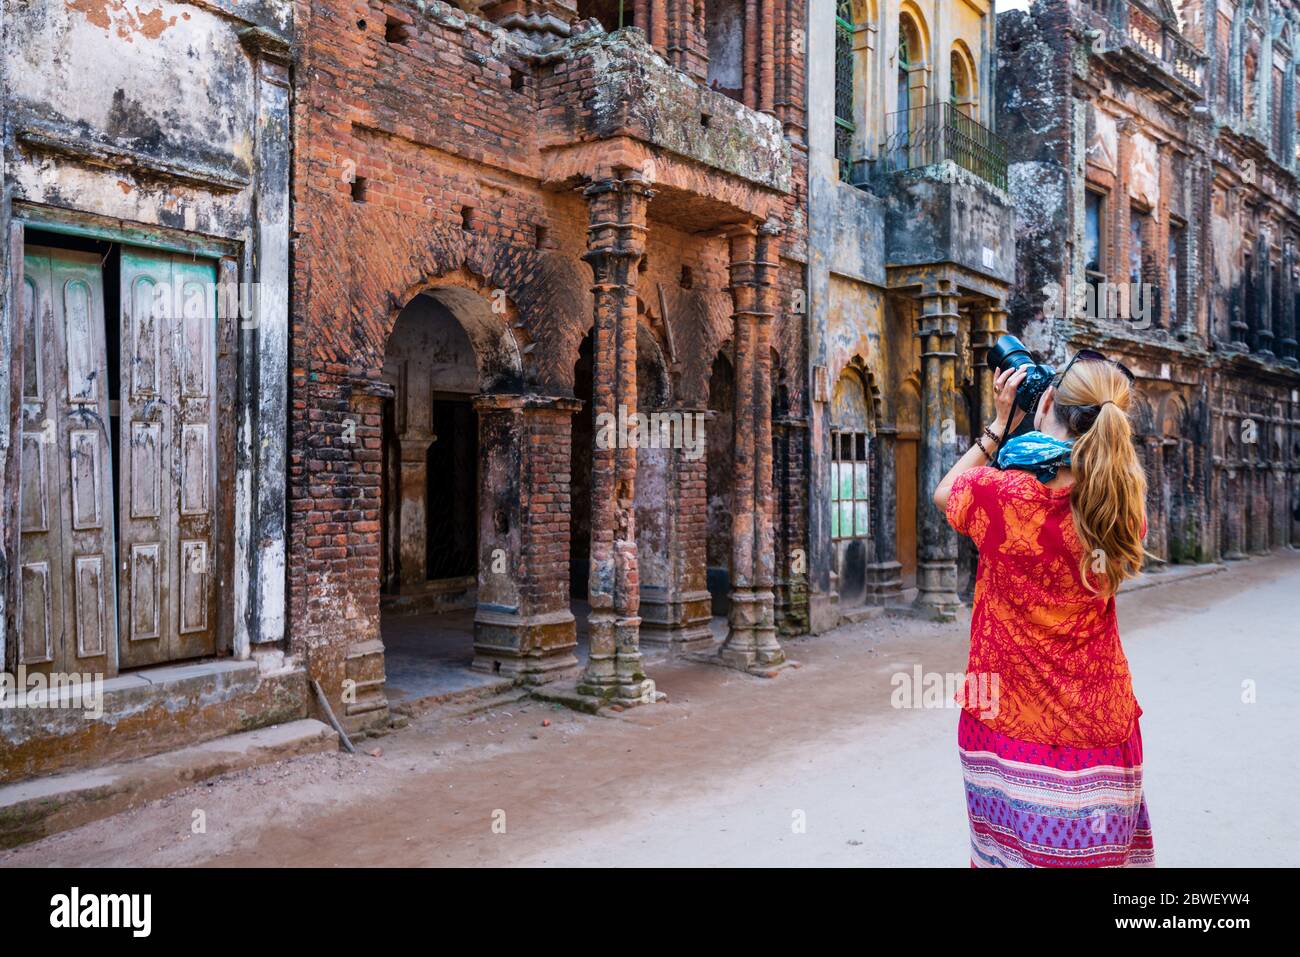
[7,0,1290,791]
[805,0,1014,626]
[288,0,806,727]
[1000,0,1300,566]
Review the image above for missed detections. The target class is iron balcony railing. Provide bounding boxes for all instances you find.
[1087,0,1205,92]
[874,102,1008,192]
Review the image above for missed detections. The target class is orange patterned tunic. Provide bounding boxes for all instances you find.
[945,466,1142,749]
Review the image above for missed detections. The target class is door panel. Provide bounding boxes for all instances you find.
[117,249,218,667]
[18,247,117,676]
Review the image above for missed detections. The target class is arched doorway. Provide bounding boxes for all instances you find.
[378,283,522,704]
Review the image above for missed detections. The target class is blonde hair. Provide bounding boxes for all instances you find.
[1052,359,1148,595]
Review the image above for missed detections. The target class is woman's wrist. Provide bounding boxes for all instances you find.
[986,419,1008,443]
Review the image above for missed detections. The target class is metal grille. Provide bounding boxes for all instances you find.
[834,1,855,183]
[876,102,1009,192]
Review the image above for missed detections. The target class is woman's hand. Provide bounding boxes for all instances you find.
[932,365,1026,512]
[991,365,1028,439]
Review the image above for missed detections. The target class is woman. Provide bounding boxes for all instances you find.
[932,351,1154,868]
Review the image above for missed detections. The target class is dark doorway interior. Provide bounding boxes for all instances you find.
[426,397,478,580]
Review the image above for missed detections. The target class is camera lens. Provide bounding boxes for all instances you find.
[987,334,1036,374]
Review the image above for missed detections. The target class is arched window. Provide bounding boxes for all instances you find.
[835,0,856,181]
[949,44,977,119]
[897,12,929,116]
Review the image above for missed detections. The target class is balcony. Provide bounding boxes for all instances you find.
[1087,0,1206,97]
[872,103,1008,192]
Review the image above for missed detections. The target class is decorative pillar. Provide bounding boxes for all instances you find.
[576,172,657,706]
[397,433,434,588]
[718,220,787,673]
[1230,191,1251,349]
[1256,232,1275,356]
[914,280,962,619]
[1280,242,1297,365]
[773,416,810,633]
[1113,121,1135,291]
[1156,142,1175,331]
[972,303,1009,428]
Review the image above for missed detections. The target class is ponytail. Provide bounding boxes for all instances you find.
[1053,362,1147,595]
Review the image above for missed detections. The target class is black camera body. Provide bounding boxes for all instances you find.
[987,334,1055,428]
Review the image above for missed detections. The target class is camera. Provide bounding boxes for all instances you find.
[986,334,1055,427]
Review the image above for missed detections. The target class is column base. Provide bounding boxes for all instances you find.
[912,560,962,621]
[864,561,905,606]
[638,587,715,655]
[575,613,657,707]
[472,607,579,685]
[716,589,787,675]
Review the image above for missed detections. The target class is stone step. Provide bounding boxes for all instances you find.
[0,719,338,850]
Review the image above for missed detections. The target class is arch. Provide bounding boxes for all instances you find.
[636,317,672,410]
[1129,393,1156,436]
[390,268,523,393]
[1159,392,1190,438]
[949,40,978,120]
[897,3,931,116]
[830,357,883,432]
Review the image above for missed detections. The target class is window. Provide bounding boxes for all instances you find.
[1129,207,1147,285]
[950,45,977,119]
[831,431,870,541]
[1168,222,1184,328]
[706,0,744,100]
[1084,190,1105,277]
[835,0,856,182]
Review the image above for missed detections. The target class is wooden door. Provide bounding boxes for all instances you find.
[117,249,219,667]
[18,247,117,677]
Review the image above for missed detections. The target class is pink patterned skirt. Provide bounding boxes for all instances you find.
[958,710,1155,868]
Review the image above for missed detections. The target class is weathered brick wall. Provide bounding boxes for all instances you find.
[289,0,809,711]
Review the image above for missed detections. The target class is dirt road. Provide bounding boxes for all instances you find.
[4,551,1297,867]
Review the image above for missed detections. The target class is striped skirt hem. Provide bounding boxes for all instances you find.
[959,710,1155,868]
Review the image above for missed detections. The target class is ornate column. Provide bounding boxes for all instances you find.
[914,280,962,619]
[972,303,1009,430]
[1256,232,1275,356]
[773,416,811,633]
[576,172,657,706]
[1230,190,1251,349]
[718,220,787,673]
[1280,242,1297,365]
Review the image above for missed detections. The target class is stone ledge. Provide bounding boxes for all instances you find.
[0,719,337,849]
[1,659,310,784]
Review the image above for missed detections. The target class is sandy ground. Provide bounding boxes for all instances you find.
[3,550,1297,868]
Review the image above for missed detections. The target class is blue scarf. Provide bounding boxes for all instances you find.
[996,430,1074,483]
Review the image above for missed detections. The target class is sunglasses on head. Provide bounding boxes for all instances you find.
[1054,349,1135,388]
